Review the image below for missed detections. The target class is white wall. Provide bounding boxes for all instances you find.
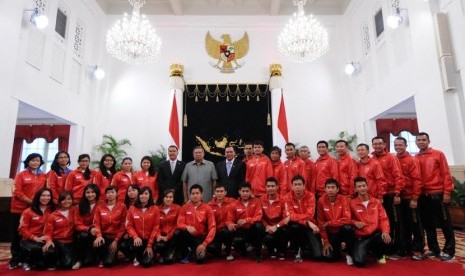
[95,15,352,165]
[342,0,465,164]
[0,0,106,178]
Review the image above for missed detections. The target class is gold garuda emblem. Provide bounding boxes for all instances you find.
[205,31,249,73]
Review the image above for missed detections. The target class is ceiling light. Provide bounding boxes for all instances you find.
[30,8,49,29]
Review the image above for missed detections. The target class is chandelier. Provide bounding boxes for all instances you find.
[106,0,161,65]
[277,0,329,63]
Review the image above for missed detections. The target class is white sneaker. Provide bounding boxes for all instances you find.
[133,258,140,267]
[23,263,31,271]
[346,255,353,266]
[72,261,81,270]
[226,255,234,261]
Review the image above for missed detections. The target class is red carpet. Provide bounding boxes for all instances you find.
[0,258,463,276]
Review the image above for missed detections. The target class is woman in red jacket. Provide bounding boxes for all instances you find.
[47,151,71,204]
[155,189,181,264]
[126,186,160,267]
[65,154,95,204]
[111,157,135,203]
[10,153,47,270]
[43,191,77,270]
[134,156,159,202]
[74,184,100,268]
[19,187,55,271]
[124,184,141,209]
[93,154,116,199]
[93,186,128,267]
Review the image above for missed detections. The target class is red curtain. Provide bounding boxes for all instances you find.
[376,119,419,152]
[9,125,70,178]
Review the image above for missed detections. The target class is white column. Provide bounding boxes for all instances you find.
[169,64,185,160]
[269,64,287,161]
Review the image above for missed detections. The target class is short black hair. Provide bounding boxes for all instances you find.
[23,153,44,169]
[266,177,278,185]
[215,183,226,190]
[354,176,367,186]
[291,175,305,185]
[168,145,179,151]
[371,136,386,143]
[317,140,328,148]
[325,178,340,189]
[417,132,430,141]
[190,184,203,193]
[253,140,264,147]
[285,143,295,148]
[270,146,282,156]
[357,143,369,150]
[105,185,118,193]
[336,140,348,146]
[394,137,407,145]
[239,181,252,190]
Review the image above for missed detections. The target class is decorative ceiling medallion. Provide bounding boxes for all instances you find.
[205,31,249,73]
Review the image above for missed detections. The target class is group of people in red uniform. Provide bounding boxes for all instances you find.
[9,132,456,271]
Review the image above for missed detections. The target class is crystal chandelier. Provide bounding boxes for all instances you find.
[106,0,161,65]
[278,0,329,63]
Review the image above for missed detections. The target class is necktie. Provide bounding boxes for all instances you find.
[170,161,176,174]
[226,161,232,177]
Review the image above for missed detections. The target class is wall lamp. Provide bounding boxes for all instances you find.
[344,62,360,76]
[27,8,49,29]
[91,66,105,80]
[387,8,408,29]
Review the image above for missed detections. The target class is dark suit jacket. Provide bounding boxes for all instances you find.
[157,159,186,205]
[215,158,246,199]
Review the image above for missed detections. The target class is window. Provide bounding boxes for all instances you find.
[55,8,67,39]
[19,138,59,173]
[389,131,419,155]
[374,8,384,38]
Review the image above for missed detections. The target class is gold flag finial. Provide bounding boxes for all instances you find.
[270,63,282,76]
[170,63,184,77]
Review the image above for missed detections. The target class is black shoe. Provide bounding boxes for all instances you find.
[255,255,263,263]
[9,262,19,270]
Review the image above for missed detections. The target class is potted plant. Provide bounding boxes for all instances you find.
[149,145,167,172]
[449,177,465,228]
[93,134,132,170]
[328,131,357,158]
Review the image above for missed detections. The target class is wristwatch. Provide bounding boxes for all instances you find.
[276,224,280,228]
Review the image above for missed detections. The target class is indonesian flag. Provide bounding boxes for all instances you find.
[277,93,289,143]
[169,93,180,147]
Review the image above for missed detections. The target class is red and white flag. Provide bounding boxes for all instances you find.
[277,93,289,143]
[169,93,180,147]
[271,90,289,161]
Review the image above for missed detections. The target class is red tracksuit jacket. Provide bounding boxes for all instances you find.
[75,203,100,232]
[272,161,286,196]
[126,205,160,247]
[226,198,263,229]
[283,157,307,195]
[47,169,69,204]
[372,151,405,195]
[65,169,96,204]
[177,201,216,246]
[317,194,351,243]
[337,153,358,196]
[245,154,273,196]
[208,197,235,229]
[261,195,286,227]
[111,171,135,203]
[158,204,181,239]
[11,169,47,214]
[415,147,454,196]
[350,197,390,237]
[44,207,76,243]
[285,190,317,225]
[19,207,52,240]
[93,202,127,242]
[93,170,113,200]
[314,154,339,197]
[357,157,387,200]
[134,171,159,201]
[397,152,423,200]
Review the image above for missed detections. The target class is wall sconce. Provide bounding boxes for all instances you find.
[91,66,105,80]
[344,62,359,76]
[387,8,408,29]
[28,8,49,29]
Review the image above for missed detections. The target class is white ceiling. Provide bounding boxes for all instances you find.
[96,0,352,16]
[17,102,72,125]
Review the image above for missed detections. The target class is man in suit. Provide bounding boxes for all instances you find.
[157,145,186,205]
[216,146,246,199]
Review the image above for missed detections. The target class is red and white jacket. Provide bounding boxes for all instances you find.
[10,169,47,214]
[208,197,235,229]
[93,202,127,242]
[350,196,390,237]
[126,205,160,247]
[111,171,135,203]
[415,147,454,196]
[357,157,387,200]
[158,204,181,240]
[397,152,423,200]
[372,151,405,195]
[284,190,317,226]
[337,153,358,197]
[314,154,339,197]
[177,201,216,246]
[47,169,70,204]
[245,154,273,197]
[44,207,76,243]
[93,170,113,201]
[75,203,100,232]
[260,195,287,227]
[226,198,262,229]
[283,157,307,195]
[302,158,316,193]
[271,161,286,196]
[133,171,159,201]
[19,207,52,240]
[317,194,351,243]
[65,169,96,204]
